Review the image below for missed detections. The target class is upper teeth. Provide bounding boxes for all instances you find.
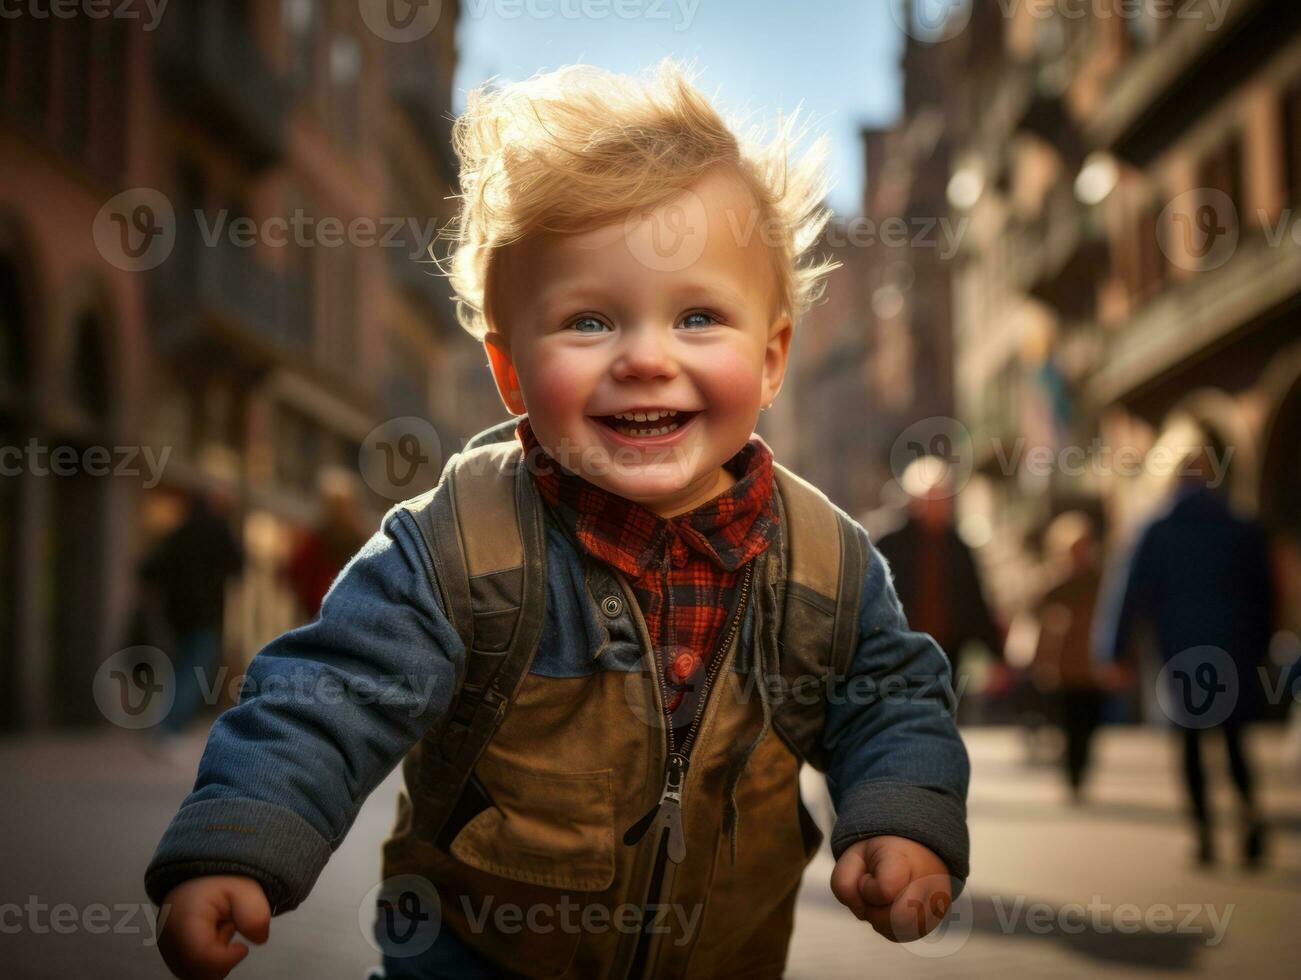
[614,409,680,422]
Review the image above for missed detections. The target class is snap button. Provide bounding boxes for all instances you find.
[601,594,623,618]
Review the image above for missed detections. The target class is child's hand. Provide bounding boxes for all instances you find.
[157,875,271,979]
[831,835,952,942]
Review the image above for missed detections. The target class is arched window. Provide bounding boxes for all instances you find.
[67,311,109,422]
[0,255,27,398]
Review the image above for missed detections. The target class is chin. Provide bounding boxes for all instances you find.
[597,468,696,502]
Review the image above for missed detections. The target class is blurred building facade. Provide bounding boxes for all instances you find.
[938,0,1301,633]
[0,0,496,731]
[771,27,958,524]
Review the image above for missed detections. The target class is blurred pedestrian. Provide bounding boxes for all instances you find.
[284,467,369,621]
[1029,511,1106,803]
[138,477,245,743]
[876,455,1004,715]
[1094,434,1274,867]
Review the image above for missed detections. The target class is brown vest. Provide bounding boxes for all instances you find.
[380,437,865,978]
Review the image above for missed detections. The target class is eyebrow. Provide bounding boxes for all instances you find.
[536,280,749,316]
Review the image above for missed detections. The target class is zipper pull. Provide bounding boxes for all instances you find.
[622,752,688,863]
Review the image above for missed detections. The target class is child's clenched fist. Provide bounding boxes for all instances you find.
[157,875,270,979]
[831,835,954,942]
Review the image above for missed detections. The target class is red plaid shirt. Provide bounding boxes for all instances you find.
[515,416,779,747]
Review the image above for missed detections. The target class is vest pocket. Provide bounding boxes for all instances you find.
[449,752,617,892]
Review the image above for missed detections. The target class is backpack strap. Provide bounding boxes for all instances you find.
[400,433,547,845]
[769,461,867,771]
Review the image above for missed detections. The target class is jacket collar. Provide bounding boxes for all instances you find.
[514,414,779,578]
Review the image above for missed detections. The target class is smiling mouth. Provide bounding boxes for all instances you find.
[592,409,701,438]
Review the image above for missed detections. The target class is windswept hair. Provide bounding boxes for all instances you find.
[439,57,840,340]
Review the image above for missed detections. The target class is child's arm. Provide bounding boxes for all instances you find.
[143,506,465,970]
[821,530,971,940]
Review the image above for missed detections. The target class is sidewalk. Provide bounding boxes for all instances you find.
[3,725,1298,978]
[789,726,1301,979]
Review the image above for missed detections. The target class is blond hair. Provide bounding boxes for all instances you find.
[439,57,839,341]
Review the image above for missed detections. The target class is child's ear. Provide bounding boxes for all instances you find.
[484,331,526,415]
[761,313,793,408]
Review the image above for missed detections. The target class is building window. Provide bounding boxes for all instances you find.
[328,33,362,147]
[283,0,320,92]
[315,244,359,377]
[5,14,53,127]
[0,255,25,400]
[60,15,94,158]
[1199,131,1246,217]
[1284,76,1301,203]
[67,312,109,421]
[273,403,320,497]
[1122,201,1167,306]
[385,334,429,420]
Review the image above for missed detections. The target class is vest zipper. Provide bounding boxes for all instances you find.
[622,559,755,978]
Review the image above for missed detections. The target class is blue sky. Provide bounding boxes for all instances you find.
[453,0,905,217]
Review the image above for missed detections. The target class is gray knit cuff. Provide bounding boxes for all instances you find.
[144,798,333,915]
[830,779,970,886]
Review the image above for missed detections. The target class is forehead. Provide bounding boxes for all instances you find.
[498,169,779,317]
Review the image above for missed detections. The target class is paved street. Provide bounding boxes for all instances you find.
[3,725,1299,978]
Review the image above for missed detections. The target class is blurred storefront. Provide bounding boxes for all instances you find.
[0,0,494,731]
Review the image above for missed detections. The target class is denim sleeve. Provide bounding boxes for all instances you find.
[821,529,971,884]
[143,507,465,914]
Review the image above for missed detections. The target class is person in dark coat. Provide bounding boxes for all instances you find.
[138,487,245,739]
[875,457,1003,691]
[1093,443,1275,867]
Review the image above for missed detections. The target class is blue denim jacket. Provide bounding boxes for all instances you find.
[143,497,971,919]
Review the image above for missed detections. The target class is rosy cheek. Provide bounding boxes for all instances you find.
[523,350,594,418]
[697,350,763,411]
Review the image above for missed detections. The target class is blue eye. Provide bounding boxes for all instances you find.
[680,311,718,329]
[569,316,609,333]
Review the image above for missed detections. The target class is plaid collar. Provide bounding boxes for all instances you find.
[514,415,779,578]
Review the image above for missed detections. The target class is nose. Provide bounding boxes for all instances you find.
[611,324,678,382]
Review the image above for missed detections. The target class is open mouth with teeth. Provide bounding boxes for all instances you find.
[592,408,700,438]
